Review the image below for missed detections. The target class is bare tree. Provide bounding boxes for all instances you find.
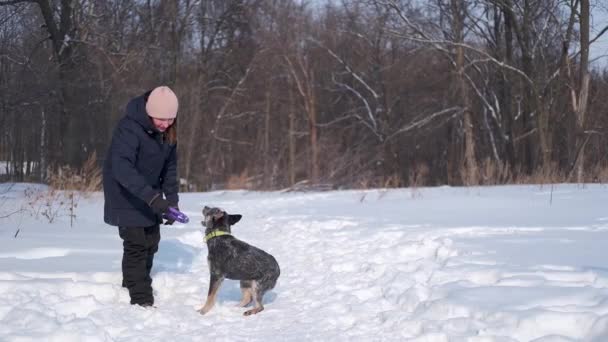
[2,0,608,189]
[567,0,590,182]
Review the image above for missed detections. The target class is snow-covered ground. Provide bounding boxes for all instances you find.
[1,183,608,341]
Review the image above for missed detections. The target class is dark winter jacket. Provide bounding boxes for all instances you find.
[103,91,179,227]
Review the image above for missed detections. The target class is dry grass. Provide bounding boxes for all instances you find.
[353,170,375,190]
[356,178,372,189]
[21,153,101,226]
[474,159,562,186]
[409,164,429,188]
[226,169,253,190]
[478,159,513,185]
[515,162,565,185]
[473,159,608,186]
[408,164,429,198]
[587,165,608,184]
[413,158,608,188]
[23,186,75,224]
[49,152,101,196]
[337,159,608,190]
[211,161,608,191]
[383,174,403,188]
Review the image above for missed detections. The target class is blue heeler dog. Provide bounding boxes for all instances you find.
[198,206,280,316]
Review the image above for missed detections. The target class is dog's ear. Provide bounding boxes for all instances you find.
[228,214,242,226]
[202,206,211,216]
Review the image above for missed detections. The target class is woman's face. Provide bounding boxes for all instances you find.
[150,117,175,132]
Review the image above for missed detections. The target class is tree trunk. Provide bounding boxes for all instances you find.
[33,0,78,168]
[574,0,590,182]
[264,89,271,187]
[452,0,477,185]
[308,71,319,184]
[502,5,516,168]
[183,72,205,188]
[288,76,296,186]
[520,50,535,172]
[40,106,47,182]
[284,55,319,184]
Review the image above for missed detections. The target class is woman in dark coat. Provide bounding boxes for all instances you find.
[103,86,180,307]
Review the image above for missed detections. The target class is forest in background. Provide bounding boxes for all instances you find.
[1,0,607,191]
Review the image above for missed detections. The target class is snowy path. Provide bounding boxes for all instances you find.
[1,184,608,341]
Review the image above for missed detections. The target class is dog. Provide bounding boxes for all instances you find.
[198,206,280,316]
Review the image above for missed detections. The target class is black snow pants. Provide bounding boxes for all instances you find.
[118,225,160,305]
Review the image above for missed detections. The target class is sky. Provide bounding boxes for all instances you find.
[1,183,608,341]
[590,6,608,69]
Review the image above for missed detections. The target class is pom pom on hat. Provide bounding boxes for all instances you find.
[146,86,178,119]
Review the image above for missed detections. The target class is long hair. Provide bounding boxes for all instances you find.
[165,118,177,145]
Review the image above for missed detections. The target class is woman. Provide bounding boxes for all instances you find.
[103,86,180,307]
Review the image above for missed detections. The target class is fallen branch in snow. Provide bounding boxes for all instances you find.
[0,208,25,219]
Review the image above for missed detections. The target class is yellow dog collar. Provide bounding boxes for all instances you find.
[204,230,231,242]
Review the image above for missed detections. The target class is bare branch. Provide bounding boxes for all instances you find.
[513,128,538,142]
[331,74,378,132]
[210,50,261,143]
[381,0,451,56]
[0,208,24,219]
[566,131,597,180]
[0,0,35,5]
[309,38,380,100]
[283,56,308,103]
[386,107,463,142]
[316,113,359,128]
[307,39,381,132]
[212,134,253,146]
[409,37,535,87]
[590,25,608,45]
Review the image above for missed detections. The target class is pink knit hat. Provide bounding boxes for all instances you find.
[146,86,179,119]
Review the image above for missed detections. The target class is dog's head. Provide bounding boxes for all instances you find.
[202,206,242,234]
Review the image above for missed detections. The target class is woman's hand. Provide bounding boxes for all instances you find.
[164,204,179,225]
[150,196,170,215]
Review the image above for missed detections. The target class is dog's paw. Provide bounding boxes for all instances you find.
[243,307,263,316]
[197,308,207,315]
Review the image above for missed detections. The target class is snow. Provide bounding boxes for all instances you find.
[1,183,608,341]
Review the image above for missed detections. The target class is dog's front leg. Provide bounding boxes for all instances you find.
[198,273,225,315]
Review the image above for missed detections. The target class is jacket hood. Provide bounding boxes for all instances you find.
[125,91,157,133]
